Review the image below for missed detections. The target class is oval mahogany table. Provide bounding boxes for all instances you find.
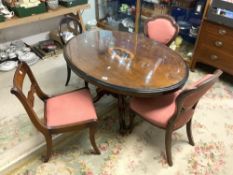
[64,30,189,133]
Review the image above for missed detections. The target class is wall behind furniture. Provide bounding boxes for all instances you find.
[0,0,95,43]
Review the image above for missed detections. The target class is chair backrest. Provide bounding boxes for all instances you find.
[59,16,83,45]
[144,15,179,46]
[11,62,49,132]
[171,69,223,129]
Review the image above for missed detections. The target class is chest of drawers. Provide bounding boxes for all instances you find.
[191,19,233,75]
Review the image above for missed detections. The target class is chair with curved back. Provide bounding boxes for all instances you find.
[11,62,100,162]
[59,16,83,86]
[129,69,223,166]
[144,15,179,46]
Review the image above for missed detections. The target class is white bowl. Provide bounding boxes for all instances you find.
[0,61,17,71]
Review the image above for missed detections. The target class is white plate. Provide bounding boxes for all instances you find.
[18,52,37,62]
[0,61,17,71]
[26,56,40,66]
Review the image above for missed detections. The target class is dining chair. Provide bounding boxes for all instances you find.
[129,69,222,166]
[59,16,83,86]
[144,15,179,46]
[11,62,100,162]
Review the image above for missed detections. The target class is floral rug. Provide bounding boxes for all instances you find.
[2,56,232,174]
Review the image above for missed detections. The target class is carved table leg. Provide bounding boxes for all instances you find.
[65,64,71,86]
[94,90,128,135]
[93,88,106,103]
[118,95,127,135]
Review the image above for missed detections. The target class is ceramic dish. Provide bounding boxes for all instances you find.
[18,52,37,62]
[26,56,40,66]
[0,61,17,71]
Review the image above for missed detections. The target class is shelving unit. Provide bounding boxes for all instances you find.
[0,4,90,70]
[0,4,90,30]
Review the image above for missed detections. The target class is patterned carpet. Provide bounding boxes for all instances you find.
[1,55,233,175]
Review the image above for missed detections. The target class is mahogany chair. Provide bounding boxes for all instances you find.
[144,15,179,46]
[11,62,100,162]
[129,69,222,166]
[59,16,83,86]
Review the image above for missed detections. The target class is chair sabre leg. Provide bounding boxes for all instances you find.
[165,130,173,166]
[65,64,71,86]
[186,119,195,146]
[44,134,52,162]
[89,126,100,154]
[129,111,136,133]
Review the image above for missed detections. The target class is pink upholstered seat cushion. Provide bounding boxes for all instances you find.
[130,91,180,128]
[45,89,97,128]
[147,19,176,44]
[130,74,215,129]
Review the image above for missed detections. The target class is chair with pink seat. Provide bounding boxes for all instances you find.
[129,69,222,166]
[11,62,100,162]
[144,15,179,46]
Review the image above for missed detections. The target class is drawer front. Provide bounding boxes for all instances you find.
[199,33,233,54]
[195,45,233,75]
[202,20,233,41]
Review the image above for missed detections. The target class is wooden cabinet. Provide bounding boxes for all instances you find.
[191,19,233,75]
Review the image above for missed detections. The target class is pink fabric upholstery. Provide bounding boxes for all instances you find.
[147,19,176,44]
[130,91,180,128]
[46,89,97,128]
[130,74,215,129]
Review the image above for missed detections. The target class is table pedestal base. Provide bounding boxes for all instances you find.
[94,89,128,134]
[118,95,128,135]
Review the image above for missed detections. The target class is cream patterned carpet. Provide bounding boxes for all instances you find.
[1,54,233,175]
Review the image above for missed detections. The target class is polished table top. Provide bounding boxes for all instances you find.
[64,30,189,96]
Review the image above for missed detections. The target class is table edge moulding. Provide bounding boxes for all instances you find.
[64,30,189,97]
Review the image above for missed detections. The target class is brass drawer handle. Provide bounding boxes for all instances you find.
[215,41,223,47]
[218,29,227,35]
[210,55,219,60]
